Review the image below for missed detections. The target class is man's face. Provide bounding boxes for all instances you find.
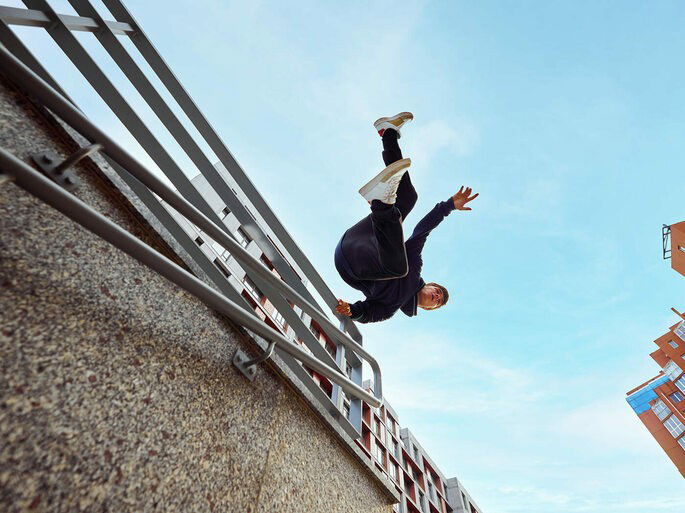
[418,284,444,310]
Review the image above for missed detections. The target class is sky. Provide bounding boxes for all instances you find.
[8,1,685,511]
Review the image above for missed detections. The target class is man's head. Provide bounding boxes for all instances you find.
[417,282,449,310]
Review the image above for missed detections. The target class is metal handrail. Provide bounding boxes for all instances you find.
[0,146,380,407]
[0,42,383,404]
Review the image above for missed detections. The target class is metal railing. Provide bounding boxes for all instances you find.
[0,1,382,429]
[663,224,672,260]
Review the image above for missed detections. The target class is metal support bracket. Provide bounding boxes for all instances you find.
[30,143,102,189]
[232,341,276,382]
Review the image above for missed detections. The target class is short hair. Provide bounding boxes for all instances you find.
[425,282,449,308]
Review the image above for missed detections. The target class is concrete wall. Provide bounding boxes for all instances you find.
[0,74,395,512]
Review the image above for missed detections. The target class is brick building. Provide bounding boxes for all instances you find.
[626,312,685,477]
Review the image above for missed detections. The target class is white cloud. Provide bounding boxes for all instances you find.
[366,326,542,417]
[552,397,658,454]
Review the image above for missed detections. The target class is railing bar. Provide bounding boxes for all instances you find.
[0,146,381,407]
[0,19,77,108]
[0,6,133,34]
[101,0,365,345]
[0,42,383,401]
[65,0,339,370]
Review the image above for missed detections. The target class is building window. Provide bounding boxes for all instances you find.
[387,415,396,436]
[412,466,420,484]
[235,227,251,248]
[374,444,385,466]
[413,444,420,461]
[403,477,413,497]
[392,439,399,459]
[418,491,425,511]
[343,400,351,420]
[389,462,397,481]
[679,436,685,450]
[671,391,685,403]
[325,342,336,359]
[664,360,683,381]
[211,240,231,261]
[194,236,204,246]
[664,415,685,438]
[243,277,263,301]
[652,399,671,420]
[310,324,321,340]
[272,309,286,328]
[676,377,685,395]
[213,258,230,279]
[669,340,679,349]
[220,206,231,219]
[345,362,353,378]
[675,322,685,342]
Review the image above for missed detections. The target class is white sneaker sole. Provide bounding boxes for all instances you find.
[358,158,412,198]
[373,111,414,130]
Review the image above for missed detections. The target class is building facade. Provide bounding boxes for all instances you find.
[626,312,685,477]
[358,381,483,513]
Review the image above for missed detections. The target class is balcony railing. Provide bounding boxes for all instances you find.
[0,0,382,437]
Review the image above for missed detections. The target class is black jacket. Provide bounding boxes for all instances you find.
[335,199,455,323]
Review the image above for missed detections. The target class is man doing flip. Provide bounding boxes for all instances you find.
[334,112,478,324]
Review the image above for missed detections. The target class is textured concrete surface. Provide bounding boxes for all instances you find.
[0,74,394,513]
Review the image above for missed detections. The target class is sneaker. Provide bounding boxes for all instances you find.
[373,111,414,138]
[359,158,411,204]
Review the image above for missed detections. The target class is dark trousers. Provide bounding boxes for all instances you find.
[342,129,418,281]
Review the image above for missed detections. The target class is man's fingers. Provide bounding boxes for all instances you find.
[463,207,472,211]
[467,192,479,201]
[457,186,464,195]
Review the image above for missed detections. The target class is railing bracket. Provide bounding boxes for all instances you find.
[233,341,276,382]
[31,143,103,189]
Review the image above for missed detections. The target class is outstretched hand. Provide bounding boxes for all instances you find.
[452,186,479,211]
[336,299,352,317]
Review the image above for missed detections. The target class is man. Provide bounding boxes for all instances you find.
[334,112,478,324]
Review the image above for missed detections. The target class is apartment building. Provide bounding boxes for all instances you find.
[626,312,685,477]
[358,381,483,513]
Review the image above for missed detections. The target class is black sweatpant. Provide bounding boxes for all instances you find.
[342,129,418,281]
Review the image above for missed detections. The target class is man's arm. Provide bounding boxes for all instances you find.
[336,298,396,324]
[406,186,479,255]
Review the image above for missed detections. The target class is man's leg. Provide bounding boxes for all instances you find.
[368,200,408,279]
[382,129,418,222]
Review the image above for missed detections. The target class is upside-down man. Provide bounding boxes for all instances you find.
[334,112,478,323]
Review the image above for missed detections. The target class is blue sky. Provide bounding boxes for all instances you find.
[10,0,685,511]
